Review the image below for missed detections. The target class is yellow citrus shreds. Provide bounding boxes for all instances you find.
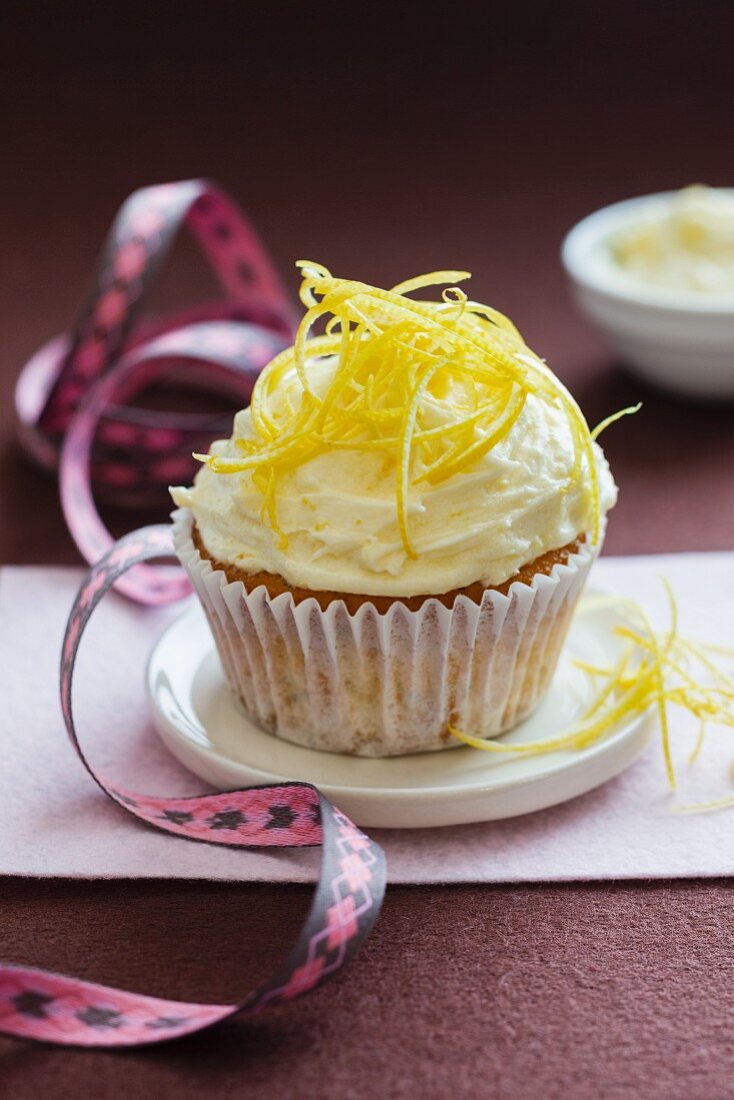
[390,270,471,296]
[590,403,642,442]
[197,262,622,556]
[397,359,447,557]
[451,585,734,811]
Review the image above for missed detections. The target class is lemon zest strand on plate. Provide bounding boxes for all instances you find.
[450,585,734,808]
[197,263,623,555]
[688,720,708,767]
[672,793,734,814]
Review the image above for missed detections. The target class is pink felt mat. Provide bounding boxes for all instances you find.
[3,555,734,884]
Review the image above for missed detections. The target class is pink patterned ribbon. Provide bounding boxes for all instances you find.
[4,183,387,1047]
[15,179,298,603]
[0,526,387,1048]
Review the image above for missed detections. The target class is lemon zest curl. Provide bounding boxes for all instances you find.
[197,263,624,556]
[451,584,734,811]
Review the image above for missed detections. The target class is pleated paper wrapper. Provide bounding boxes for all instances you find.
[172,509,597,757]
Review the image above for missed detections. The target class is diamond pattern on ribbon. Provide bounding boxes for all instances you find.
[0,526,386,1048]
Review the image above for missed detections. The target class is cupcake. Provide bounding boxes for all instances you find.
[171,262,618,757]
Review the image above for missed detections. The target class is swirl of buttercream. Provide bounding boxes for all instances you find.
[172,354,616,596]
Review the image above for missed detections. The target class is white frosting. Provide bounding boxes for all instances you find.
[171,358,617,597]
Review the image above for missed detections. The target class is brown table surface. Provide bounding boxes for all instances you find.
[3,4,734,1097]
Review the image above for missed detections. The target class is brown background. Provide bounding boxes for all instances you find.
[2,2,734,1096]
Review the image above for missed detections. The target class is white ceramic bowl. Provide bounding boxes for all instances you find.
[561,191,734,398]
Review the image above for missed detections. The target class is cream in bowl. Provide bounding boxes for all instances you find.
[562,185,734,398]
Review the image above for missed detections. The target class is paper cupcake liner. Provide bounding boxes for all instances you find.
[172,509,598,757]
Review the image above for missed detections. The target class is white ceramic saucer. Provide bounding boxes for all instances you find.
[146,592,654,829]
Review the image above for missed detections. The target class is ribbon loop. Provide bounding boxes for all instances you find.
[16,179,297,505]
[0,525,386,1048]
[59,323,285,604]
[38,179,296,446]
